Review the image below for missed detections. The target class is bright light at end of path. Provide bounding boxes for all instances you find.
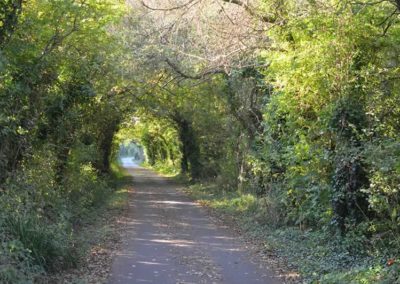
[120,157,141,168]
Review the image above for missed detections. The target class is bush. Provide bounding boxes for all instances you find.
[0,239,43,284]
[64,163,111,219]
[4,215,76,271]
[0,141,117,281]
[363,140,400,232]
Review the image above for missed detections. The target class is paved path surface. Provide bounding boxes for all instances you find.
[108,167,281,284]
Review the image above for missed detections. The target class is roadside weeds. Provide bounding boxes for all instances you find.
[44,178,131,284]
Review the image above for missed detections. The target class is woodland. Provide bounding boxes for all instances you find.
[1,0,400,283]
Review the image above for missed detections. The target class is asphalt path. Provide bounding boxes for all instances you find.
[108,166,281,284]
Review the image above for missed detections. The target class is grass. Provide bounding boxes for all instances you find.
[5,216,75,271]
[142,161,180,177]
[185,183,400,283]
[0,162,132,284]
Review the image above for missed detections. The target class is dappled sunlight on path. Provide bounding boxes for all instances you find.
[108,167,281,284]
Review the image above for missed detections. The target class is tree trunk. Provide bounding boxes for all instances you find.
[98,118,120,174]
[172,113,201,180]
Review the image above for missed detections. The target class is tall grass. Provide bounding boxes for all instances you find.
[0,150,126,282]
[5,216,76,271]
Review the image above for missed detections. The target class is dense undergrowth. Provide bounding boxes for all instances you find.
[186,184,400,283]
[3,0,400,282]
[0,1,128,282]
[0,159,128,283]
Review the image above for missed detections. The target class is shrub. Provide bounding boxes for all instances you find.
[64,163,111,219]
[4,215,77,271]
[0,239,43,284]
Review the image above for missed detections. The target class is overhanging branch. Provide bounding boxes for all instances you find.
[221,0,276,23]
[140,0,276,23]
[165,58,228,79]
[140,0,198,11]
[165,58,271,80]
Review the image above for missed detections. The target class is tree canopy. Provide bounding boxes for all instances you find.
[2,0,400,282]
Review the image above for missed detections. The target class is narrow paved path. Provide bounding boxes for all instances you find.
[108,167,281,284]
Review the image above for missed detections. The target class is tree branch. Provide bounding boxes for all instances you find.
[165,58,228,79]
[221,0,276,23]
[38,16,78,61]
[165,57,271,80]
[140,0,276,23]
[140,0,199,11]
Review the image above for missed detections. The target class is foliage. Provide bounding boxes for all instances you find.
[186,183,400,283]
[0,0,127,281]
[118,0,400,281]
[2,0,400,282]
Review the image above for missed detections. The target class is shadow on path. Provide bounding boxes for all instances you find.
[108,167,281,284]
